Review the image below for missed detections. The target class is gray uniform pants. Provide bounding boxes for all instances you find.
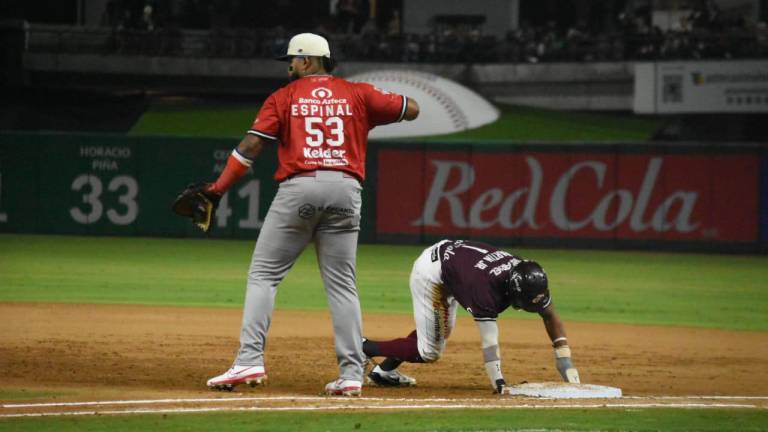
[234,170,364,382]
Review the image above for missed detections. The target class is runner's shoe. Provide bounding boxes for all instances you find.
[367,365,417,387]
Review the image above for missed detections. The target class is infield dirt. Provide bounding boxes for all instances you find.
[1,303,766,406]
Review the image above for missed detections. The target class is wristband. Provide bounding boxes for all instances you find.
[554,345,572,359]
[552,337,567,346]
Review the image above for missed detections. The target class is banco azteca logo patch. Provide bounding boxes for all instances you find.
[311,87,333,99]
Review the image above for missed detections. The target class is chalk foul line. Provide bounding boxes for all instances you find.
[1,402,765,418]
[4,394,768,409]
[1,394,767,418]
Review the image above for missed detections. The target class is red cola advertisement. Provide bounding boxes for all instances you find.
[377,149,760,243]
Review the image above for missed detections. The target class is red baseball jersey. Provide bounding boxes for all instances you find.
[249,75,408,182]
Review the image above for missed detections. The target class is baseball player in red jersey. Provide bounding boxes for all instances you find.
[362,240,580,393]
[204,33,420,396]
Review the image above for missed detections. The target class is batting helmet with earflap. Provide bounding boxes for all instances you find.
[508,261,551,313]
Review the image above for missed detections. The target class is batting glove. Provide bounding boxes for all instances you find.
[554,346,580,383]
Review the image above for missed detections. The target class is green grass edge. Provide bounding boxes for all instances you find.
[2,408,767,432]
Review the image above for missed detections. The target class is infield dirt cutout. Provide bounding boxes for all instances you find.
[1,303,767,416]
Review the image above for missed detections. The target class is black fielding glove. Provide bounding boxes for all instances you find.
[171,183,222,233]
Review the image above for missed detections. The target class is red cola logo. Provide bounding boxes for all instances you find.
[412,157,700,233]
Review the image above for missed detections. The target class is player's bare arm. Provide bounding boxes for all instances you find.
[237,133,265,160]
[539,305,580,383]
[475,319,507,393]
[539,304,568,346]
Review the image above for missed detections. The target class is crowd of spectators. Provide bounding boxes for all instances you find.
[65,0,768,61]
[339,1,766,63]
[617,1,766,61]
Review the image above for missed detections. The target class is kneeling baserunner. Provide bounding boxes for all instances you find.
[363,239,580,393]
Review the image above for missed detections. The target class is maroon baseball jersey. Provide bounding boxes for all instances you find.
[436,240,524,319]
[249,75,407,182]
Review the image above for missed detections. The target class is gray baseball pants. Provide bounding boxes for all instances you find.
[234,170,364,382]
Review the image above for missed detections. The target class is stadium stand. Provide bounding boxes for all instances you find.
[23,0,768,62]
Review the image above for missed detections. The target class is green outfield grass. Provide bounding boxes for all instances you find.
[422,105,661,142]
[129,103,661,142]
[1,408,766,432]
[130,104,257,138]
[0,234,766,331]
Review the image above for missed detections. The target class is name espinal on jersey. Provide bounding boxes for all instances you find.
[291,87,352,167]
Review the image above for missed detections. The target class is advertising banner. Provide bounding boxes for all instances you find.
[377,149,760,244]
[634,60,768,114]
[1,133,764,252]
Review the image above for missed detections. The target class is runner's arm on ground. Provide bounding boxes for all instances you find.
[475,319,507,393]
[539,305,580,383]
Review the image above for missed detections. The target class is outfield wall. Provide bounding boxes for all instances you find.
[0,132,765,253]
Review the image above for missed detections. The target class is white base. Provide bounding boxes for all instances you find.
[507,382,622,399]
